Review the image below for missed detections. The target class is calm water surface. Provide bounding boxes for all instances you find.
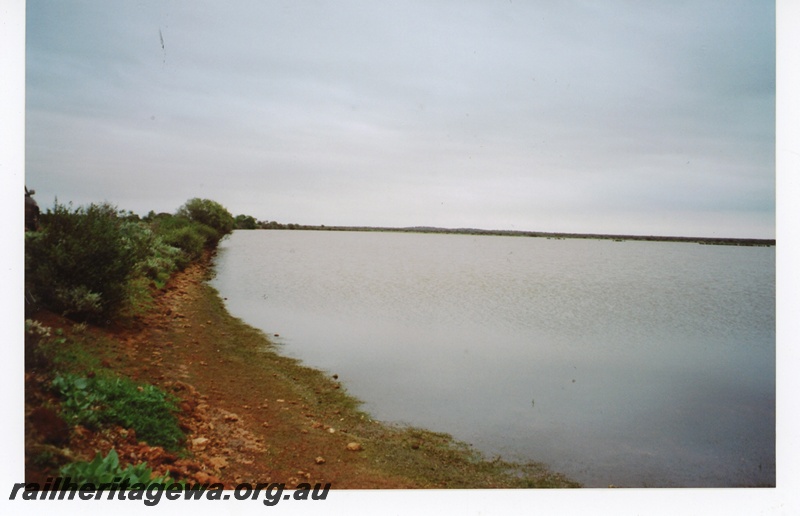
[211,230,775,487]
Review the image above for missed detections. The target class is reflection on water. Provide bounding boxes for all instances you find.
[211,230,775,487]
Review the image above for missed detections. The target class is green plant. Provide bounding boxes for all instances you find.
[25,202,144,320]
[157,221,206,266]
[60,449,179,485]
[176,198,235,247]
[52,374,185,450]
[122,222,180,285]
[235,214,258,229]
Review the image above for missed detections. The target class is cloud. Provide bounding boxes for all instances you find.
[24,0,775,238]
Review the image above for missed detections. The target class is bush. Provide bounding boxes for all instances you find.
[52,373,184,450]
[176,198,235,247]
[25,202,144,320]
[124,224,181,285]
[150,215,207,267]
[25,198,234,320]
[235,214,258,229]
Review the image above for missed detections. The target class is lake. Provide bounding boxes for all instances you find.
[210,230,775,487]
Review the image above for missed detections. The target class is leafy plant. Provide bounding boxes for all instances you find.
[60,449,178,485]
[52,374,185,450]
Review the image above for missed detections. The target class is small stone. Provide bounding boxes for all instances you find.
[191,437,210,450]
[346,442,363,452]
[315,456,326,465]
[327,427,336,434]
[209,456,228,469]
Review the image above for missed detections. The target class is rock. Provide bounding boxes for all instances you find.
[194,471,221,484]
[192,437,210,451]
[346,442,363,452]
[315,456,326,465]
[209,456,228,469]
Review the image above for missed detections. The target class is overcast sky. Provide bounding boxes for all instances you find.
[24,0,775,238]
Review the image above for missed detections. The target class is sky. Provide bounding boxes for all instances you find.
[22,0,776,238]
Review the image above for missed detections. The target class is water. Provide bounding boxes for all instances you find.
[210,230,775,487]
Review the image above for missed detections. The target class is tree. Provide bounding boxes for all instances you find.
[235,214,258,230]
[176,198,235,246]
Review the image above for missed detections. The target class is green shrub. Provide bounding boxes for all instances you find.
[155,221,206,266]
[25,198,233,320]
[176,198,235,247]
[52,373,184,450]
[60,449,179,485]
[126,225,181,285]
[235,214,258,229]
[25,202,143,320]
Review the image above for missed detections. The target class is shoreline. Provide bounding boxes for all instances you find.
[25,255,580,489]
[255,225,775,247]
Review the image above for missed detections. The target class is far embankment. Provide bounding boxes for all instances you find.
[252,223,775,247]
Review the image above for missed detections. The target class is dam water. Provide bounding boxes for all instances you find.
[210,230,775,487]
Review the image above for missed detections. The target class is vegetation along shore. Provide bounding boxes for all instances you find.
[24,197,579,489]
